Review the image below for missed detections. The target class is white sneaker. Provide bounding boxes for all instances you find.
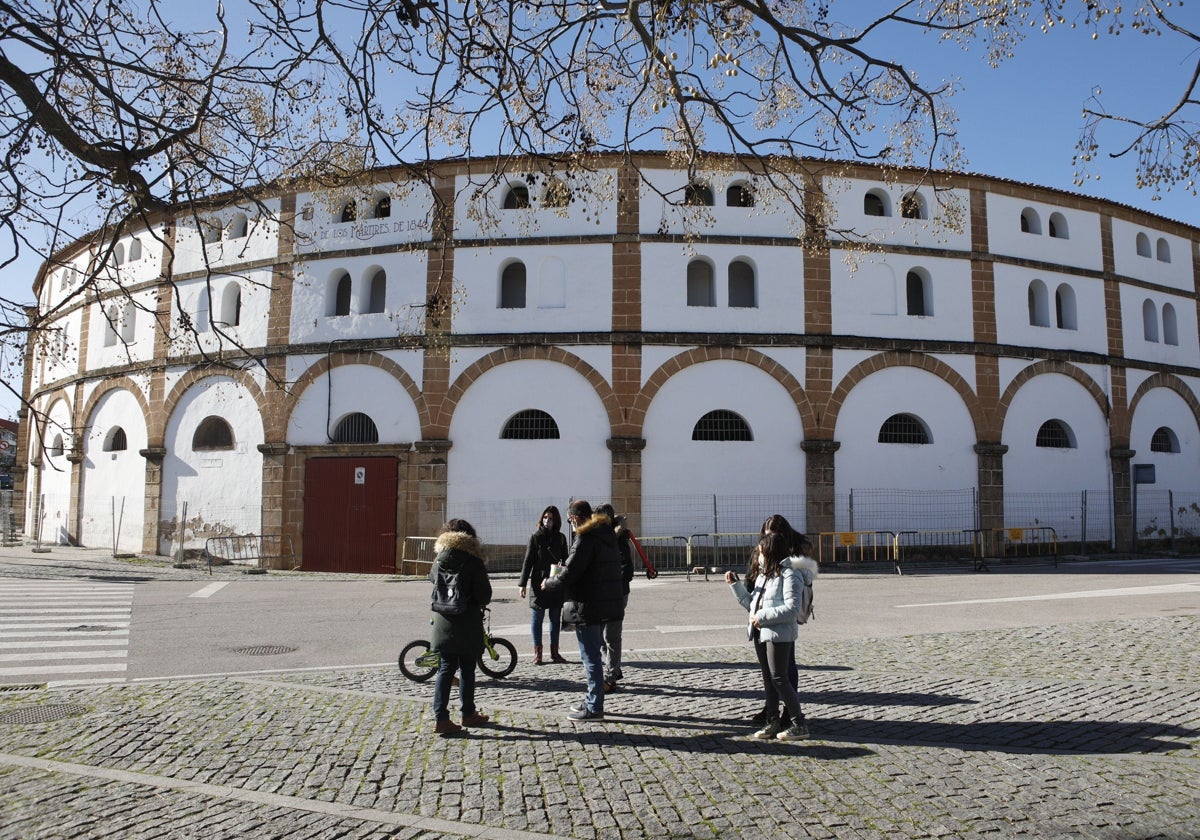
[751,719,784,740]
[776,722,810,741]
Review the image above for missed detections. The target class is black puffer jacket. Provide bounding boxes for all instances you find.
[428,531,492,657]
[542,513,625,626]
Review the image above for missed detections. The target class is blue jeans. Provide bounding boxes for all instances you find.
[432,651,477,722]
[530,606,561,648]
[575,623,606,713]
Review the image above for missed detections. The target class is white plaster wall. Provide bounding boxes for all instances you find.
[830,253,974,342]
[31,397,75,544]
[454,169,618,240]
[833,367,978,505]
[446,359,613,518]
[1111,218,1195,289]
[160,376,265,553]
[33,309,82,392]
[167,269,274,357]
[172,201,281,274]
[290,251,429,344]
[1119,287,1200,367]
[1001,372,1111,493]
[638,168,799,238]
[452,244,613,333]
[286,364,422,445]
[1129,386,1200,493]
[985,194,1103,270]
[294,185,433,255]
[992,265,1108,354]
[87,288,160,369]
[824,178,972,250]
[831,351,976,396]
[79,389,147,552]
[641,359,805,534]
[640,243,805,333]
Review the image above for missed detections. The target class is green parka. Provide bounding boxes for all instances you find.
[428,531,492,657]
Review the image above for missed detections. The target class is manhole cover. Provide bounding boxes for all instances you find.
[233,645,297,656]
[0,703,88,725]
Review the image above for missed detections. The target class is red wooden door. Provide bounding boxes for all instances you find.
[302,456,398,574]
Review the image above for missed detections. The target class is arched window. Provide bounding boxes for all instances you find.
[1136,232,1152,258]
[103,426,128,452]
[332,412,378,444]
[372,194,391,219]
[542,178,571,208]
[1055,283,1077,330]
[500,262,527,308]
[366,269,387,314]
[684,182,714,207]
[218,283,242,327]
[128,238,143,261]
[1028,279,1050,327]
[1150,426,1180,453]
[906,269,931,317]
[119,305,136,343]
[1020,208,1042,235]
[103,306,118,347]
[1048,212,1069,239]
[49,434,64,457]
[863,190,889,217]
[112,243,125,266]
[339,201,357,224]
[878,413,931,444]
[192,416,235,450]
[726,183,754,207]
[502,183,530,209]
[692,410,753,441]
[727,260,756,308]
[1143,299,1160,342]
[196,288,211,333]
[199,219,222,245]
[1163,302,1179,346]
[501,409,560,440]
[1036,419,1075,449]
[900,191,926,220]
[1156,237,1171,263]
[227,212,248,239]
[331,272,352,317]
[686,259,715,307]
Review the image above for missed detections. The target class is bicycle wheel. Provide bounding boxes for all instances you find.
[398,640,437,682]
[478,637,518,679]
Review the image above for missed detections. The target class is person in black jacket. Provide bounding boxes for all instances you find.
[428,519,493,737]
[518,505,569,665]
[595,503,635,692]
[541,499,624,721]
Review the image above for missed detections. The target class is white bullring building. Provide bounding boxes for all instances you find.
[17,154,1200,572]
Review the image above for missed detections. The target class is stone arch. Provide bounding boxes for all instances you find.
[78,377,152,446]
[438,346,622,438]
[33,392,74,460]
[825,351,985,439]
[1125,372,1200,445]
[996,360,1110,442]
[283,350,429,442]
[631,347,814,439]
[159,367,269,447]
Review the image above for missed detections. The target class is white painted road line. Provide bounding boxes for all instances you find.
[0,649,129,662]
[897,581,1200,608]
[189,582,229,599]
[0,663,127,676]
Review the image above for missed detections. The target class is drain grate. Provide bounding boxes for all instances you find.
[0,703,88,725]
[0,683,46,693]
[67,625,119,632]
[233,645,297,656]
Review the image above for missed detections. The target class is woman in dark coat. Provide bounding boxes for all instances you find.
[518,505,569,664]
[428,518,493,737]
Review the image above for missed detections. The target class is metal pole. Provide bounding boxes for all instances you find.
[1169,489,1176,552]
[175,501,188,568]
[1080,490,1088,556]
[1131,475,1139,555]
[848,489,855,532]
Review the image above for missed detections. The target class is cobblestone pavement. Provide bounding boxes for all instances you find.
[0,609,1196,839]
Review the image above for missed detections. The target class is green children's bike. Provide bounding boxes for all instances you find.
[398,607,518,681]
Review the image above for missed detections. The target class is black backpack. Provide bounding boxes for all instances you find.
[431,566,467,615]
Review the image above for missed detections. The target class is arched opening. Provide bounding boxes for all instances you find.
[686,259,715,307]
[502,184,530,209]
[727,260,756,308]
[900,191,926,220]
[227,212,248,239]
[192,416,235,450]
[372,193,391,219]
[103,426,128,452]
[684,182,714,207]
[1163,302,1179,346]
[128,238,143,261]
[1150,426,1180,453]
[501,409,561,439]
[218,283,242,327]
[905,269,931,317]
[726,183,754,207]
[331,272,352,316]
[1136,232,1152,258]
[863,190,889,217]
[1143,299,1159,342]
[500,262,527,308]
[1036,419,1075,449]
[332,412,379,444]
[1054,283,1077,330]
[1156,237,1171,262]
[1020,208,1042,235]
[692,410,753,441]
[112,242,125,266]
[1048,212,1069,239]
[1027,279,1050,327]
[366,269,387,314]
[542,178,571,208]
[339,201,357,224]
[878,413,931,444]
[49,433,64,458]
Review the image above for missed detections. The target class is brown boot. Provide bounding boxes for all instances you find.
[462,711,490,727]
[533,645,544,665]
[434,719,462,737]
[550,646,568,663]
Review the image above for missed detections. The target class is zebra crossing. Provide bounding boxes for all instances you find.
[0,578,134,687]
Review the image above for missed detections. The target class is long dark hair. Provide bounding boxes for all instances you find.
[760,514,808,556]
[537,505,562,533]
[757,532,789,579]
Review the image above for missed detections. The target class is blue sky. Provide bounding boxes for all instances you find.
[1,9,1196,419]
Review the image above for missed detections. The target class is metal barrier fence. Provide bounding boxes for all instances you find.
[634,535,690,575]
[203,535,297,573]
[813,531,898,567]
[400,537,438,575]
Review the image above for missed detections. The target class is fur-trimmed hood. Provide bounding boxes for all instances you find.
[434,530,484,562]
[573,512,612,537]
[788,555,819,584]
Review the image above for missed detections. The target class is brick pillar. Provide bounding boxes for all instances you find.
[1110,447,1135,552]
[801,439,839,535]
[258,442,288,567]
[974,443,1008,531]
[138,446,166,554]
[412,439,452,536]
[607,437,645,534]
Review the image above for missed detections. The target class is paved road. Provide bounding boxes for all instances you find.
[0,545,1197,838]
